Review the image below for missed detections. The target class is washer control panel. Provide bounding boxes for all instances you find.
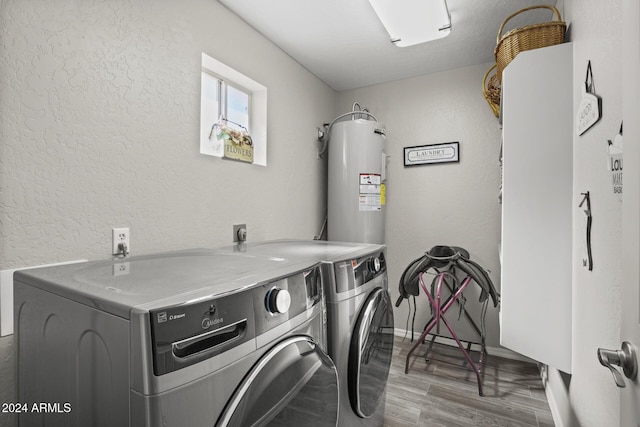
[150,290,255,376]
[253,265,322,335]
[149,264,322,376]
[334,250,386,294]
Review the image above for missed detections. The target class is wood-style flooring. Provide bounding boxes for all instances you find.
[384,335,554,427]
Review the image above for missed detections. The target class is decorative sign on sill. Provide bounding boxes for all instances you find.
[223,138,254,163]
[403,142,459,166]
[576,61,602,136]
[210,118,254,164]
[608,122,623,199]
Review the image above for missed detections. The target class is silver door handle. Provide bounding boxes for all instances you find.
[597,341,638,388]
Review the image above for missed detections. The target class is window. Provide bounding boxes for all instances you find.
[200,53,267,166]
[226,83,250,130]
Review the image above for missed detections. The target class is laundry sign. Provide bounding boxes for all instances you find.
[576,61,602,136]
[403,142,459,166]
[608,123,623,199]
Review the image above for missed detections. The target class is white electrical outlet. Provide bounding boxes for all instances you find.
[112,227,130,255]
[113,262,130,276]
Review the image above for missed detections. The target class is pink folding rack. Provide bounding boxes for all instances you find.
[404,271,487,396]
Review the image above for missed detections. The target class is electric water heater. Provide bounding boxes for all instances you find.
[327,116,386,244]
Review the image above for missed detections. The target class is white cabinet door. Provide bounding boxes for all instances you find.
[500,42,573,373]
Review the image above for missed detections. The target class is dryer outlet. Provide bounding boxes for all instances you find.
[233,224,247,242]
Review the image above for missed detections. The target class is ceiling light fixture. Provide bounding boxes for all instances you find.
[367,0,451,47]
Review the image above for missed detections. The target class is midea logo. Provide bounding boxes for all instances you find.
[202,317,224,329]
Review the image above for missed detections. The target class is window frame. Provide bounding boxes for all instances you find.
[200,53,267,166]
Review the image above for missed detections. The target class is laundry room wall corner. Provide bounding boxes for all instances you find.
[336,63,503,348]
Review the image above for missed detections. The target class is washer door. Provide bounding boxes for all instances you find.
[216,335,339,427]
[348,287,394,418]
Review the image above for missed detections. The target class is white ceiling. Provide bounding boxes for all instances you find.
[218,0,560,91]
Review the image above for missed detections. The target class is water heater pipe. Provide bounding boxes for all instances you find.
[317,109,378,157]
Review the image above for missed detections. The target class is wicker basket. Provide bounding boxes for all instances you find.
[494,5,566,81]
[483,64,501,117]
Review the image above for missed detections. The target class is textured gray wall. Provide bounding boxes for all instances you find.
[0,0,334,423]
[0,0,334,269]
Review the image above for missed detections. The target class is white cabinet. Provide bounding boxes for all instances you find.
[500,42,573,373]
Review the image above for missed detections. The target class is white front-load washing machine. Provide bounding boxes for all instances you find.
[14,249,339,427]
[221,240,394,427]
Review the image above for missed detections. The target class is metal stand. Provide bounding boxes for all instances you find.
[404,272,487,396]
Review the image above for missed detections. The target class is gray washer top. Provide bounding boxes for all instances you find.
[14,248,317,319]
[220,239,385,264]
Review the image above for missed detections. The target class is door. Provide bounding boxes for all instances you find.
[217,335,339,427]
[619,1,640,424]
[499,42,573,374]
[348,288,394,418]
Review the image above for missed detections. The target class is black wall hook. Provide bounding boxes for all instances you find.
[579,191,593,271]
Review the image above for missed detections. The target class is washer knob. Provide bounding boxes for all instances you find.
[266,288,291,314]
[369,256,381,273]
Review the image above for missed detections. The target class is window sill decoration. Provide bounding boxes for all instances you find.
[211,118,253,163]
[200,53,267,166]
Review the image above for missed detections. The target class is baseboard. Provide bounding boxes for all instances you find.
[544,377,564,427]
[539,364,568,427]
[393,328,537,364]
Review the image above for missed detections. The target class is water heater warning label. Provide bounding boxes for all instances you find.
[359,173,382,211]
